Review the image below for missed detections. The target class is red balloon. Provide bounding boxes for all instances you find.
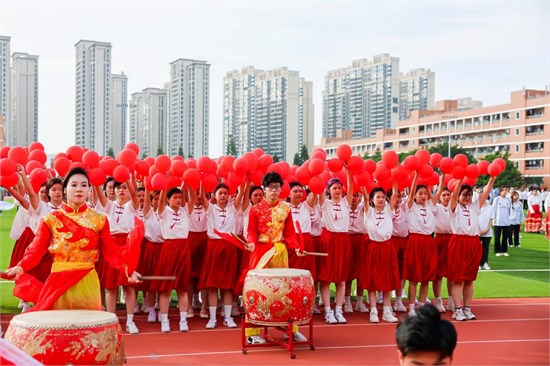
[155,155,171,173]
[100,159,119,176]
[151,173,169,190]
[415,149,431,165]
[0,146,10,159]
[266,163,284,178]
[53,152,67,161]
[66,146,83,162]
[373,164,391,182]
[430,153,443,168]
[295,166,311,186]
[226,172,243,192]
[453,154,468,168]
[125,142,140,155]
[354,170,371,187]
[183,169,201,190]
[493,158,506,171]
[88,168,107,186]
[170,160,188,177]
[250,170,264,186]
[28,150,47,165]
[0,158,18,176]
[364,159,377,174]
[477,160,490,175]
[242,152,259,172]
[135,160,151,177]
[439,157,455,174]
[221,156,235,172]
[0,173,19,188]
[82,150,101,169]
[279,181,290,199]
[217,165,229,180]
[463,176,477,186]
[26,160,42,173]
[208,159,218,174]
[145,156,155,166]
[419,164,434,179]
[252,148,264,157]
[29,169,48,190]
[54,157,71,177]
[167,175,181,189]
[118,148,137,167]
[447,178,459,192]
[427,172,440,186]
[391,165,410,181]
[143,176,154,191]
[308,158,325,175]
[233,158,249,176]
[311,148,327,161]
[403,155,421,171]
[465,164,480,179]
[279,162,291,177]
[336,144,353,162]
[68,162,86,172]
[8,146,28,165]
[382,151,399,169]
[487,162,503,177]
[258,154,274,169]
[28,142,45,152]
[308,176,325,194]
[327,158,344,173]
[197,156,212,173]
[451,166,465,180]
[202,173,219,192]
[112,165,130,183]
[347,156,364,173]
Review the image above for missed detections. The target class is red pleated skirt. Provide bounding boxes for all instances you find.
[391,235,408,279]
[10,227,35,268]
[150,238,191,292]
[525,205,542,232]
[316,229,351,283]
[360,240,401,292]
[188,231,208,278]
[403,233,437,283]
[136,238,163,292]
[234,235,250,296]
[446,235,482,282]
[99,233,129,290]
[434,233,452,278]
[289,233,317,282]
[198,238,239,290]
[348,233,369,281]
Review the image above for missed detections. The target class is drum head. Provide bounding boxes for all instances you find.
[247,268,311,277]
[10,310,118,329]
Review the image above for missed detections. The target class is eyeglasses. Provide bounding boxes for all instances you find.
[266,185,282,192]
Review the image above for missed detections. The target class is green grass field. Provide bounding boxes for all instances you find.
[1,207,549,315]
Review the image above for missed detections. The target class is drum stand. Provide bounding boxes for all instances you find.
[241,318,315,359]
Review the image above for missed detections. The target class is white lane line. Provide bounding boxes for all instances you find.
[479,269,550,272]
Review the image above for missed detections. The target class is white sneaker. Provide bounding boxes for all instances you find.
[247,335,266,344]
[312,304,321,314]
[21,303,32,313]
[425,297,431,304]
[126,321,139,334]
[325,310,337,324]
[343,302,354,313]
[148,311,157,323]
[161,320,170,333]
[223,317,237,328]
[502,253,510,257]
[496,253,502,257]
[446,297,455,311]
[382,310,398,323]
[370,309,379,323]
[463,307,476,320]
[179,320,189,332]
[206,318,217,329]
[355,302,369,313]
[393,301,407,313]
[292,331,307,342]
[483,263,491,270]
[433,298,446,313]
[187,310,195,319]
[334,309,347,324]
[452,308,466,321]
[408,309,417,317]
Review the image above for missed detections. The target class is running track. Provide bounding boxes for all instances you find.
[2,298,548,364]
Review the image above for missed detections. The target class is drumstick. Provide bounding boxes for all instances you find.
[230,233,250,248]
[303,251,328,257]
[136,275,177,281]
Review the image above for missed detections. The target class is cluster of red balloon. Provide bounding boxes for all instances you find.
[0,142,506,196]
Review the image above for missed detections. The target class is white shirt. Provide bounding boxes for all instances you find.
[310,204,322,237]
[242,206,251,240]
[10,199,30,240]
[234,209,244,236]
[144,210,164,243]
[545,195,550,212]
[321,199,350,233]
[528,194,542,213]
[509,201,525,225]
[159,205,190,240]
[492,196,511,226]
[450,202,481,236]
[29,201,61,234]
[478,204,494,238]
[364,204,395,242]
[189,204,207,233]
[287,202,313,234]
[97,200,138,234]
[392,202,409,238]
[434,203,452,234]
[408,201,436,235]
[207,203,237,239]
[348,203,366,234]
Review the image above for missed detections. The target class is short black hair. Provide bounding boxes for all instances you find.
[396,304,457,361]
[369,187,386,203]
[459,184,473,197]
[62,168,89,192]
[262,172,283,188]
[213,183,230,194]
[167,187,182,199]
[103,176,114,190]
[289,181,302,190]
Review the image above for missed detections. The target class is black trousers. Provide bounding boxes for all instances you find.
[493,226,510,253]
[509,224,521,246]
[480,236,491,266]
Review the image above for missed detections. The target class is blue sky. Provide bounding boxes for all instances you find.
[1,0,548,156]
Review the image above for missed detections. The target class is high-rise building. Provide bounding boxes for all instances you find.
[129,87,168,158]
[110,72,128,154]
[75,40,112,155]
[168,59,209,157]
[323,54,400,139]
[9,52,39,147]
[223,67,314,162]
[0,36,10,132]
[399,68,435,120]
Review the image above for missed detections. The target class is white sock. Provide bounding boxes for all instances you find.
[396,296,402,303]
[180,312,187,321]
[335,306,342,313]
[383,305,391,313]
[344,296,351,305]
[324,306,331,314]
[127,314,134,323]
[160,313,168,322]
[370,306,376,312]
[436,296,442,301]
[224,305,232,319]
[209,306,217,319]
[149,308,156,315]
[410,304,415,312]
[357,296,363,304]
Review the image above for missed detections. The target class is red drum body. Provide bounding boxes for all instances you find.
[4,310,124,365]
[243,268,314,326]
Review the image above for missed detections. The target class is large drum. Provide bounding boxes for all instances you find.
[243,268,314,326]
[4,310,124,365]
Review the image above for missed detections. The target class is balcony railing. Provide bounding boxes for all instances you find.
[525,165,544,170]
[526,130,544,136]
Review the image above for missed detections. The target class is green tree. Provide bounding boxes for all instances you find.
[226,137,237,156]
[156,146,164,157]
[106,147,115,158]
[476,151,523,187]
[177,146,184,157]
[363,148,382,162]
[427,142,477,163]
[273,154,280,163]
[188,153,194,158]
[293,144,310,165]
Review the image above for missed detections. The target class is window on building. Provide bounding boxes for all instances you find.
[515,112,520,119]
[515,145,519,152]
[515,128,520,136]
